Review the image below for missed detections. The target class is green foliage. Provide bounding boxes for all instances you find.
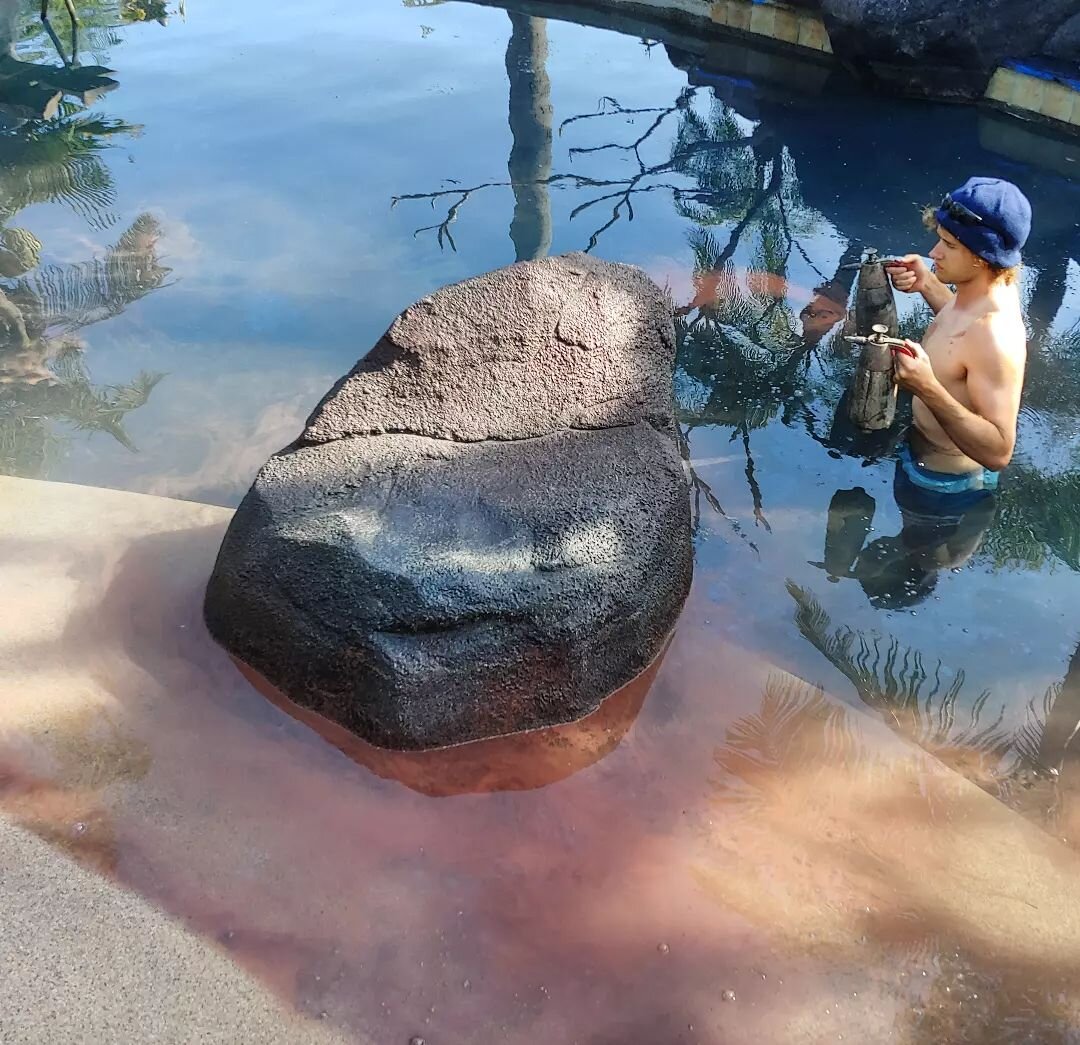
[0,360,163,475]
[14,214,171,333]
[15,0,180,60]
[673,118,815,437]
[1025,322,1080,415]
[896,302,934,342]
[0,112,136,229]
[671,101,758,227]
[0,209,170,476]
[120,0,170,24]
[0,2,171,478]
[981,466,1080,573]
[785,578,1080,850]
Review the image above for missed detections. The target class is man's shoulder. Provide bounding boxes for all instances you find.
[964,309,1026,373]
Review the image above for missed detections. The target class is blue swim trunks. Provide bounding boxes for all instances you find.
[895,443,998,519]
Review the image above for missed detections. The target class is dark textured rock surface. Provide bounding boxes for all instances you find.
[1046,13,1080,62]
[819,0,1080,98]
[205,253,692,750]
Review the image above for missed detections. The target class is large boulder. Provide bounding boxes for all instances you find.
[1046,13,1080,61]
[819,0,1080,98]
[205,253,692,750]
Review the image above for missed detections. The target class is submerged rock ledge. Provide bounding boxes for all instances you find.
[205,253,693,750]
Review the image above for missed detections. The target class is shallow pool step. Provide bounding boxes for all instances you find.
[709,0,832,54]
[986,63,1080,130]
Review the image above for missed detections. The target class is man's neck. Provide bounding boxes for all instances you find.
[952,272,1005,312]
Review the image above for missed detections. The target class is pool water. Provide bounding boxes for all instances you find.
[2,0,1080,1039]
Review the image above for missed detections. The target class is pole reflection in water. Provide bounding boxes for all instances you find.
[506,13,552,263]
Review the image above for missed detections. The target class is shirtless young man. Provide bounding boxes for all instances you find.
[885,176,1032,487]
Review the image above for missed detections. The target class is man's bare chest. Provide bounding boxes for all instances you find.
[923,311,969,383]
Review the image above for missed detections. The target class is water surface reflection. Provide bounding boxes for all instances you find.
[389,5,1080,829]
[0,4,1079,1038]
[0,1,173,475]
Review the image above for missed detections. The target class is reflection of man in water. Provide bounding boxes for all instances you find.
[799,244,861,348]
[675,243,859,348]
[818,481,997,609]
[798,284,848,347]
[818,480,997,608]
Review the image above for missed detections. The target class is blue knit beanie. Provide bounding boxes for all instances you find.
[934,176,1032,269]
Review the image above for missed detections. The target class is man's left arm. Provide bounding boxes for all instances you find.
[895,334,1023,472]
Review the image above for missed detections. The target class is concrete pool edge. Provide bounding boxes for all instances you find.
[0,478,356,1043]
[0,817,357,1045]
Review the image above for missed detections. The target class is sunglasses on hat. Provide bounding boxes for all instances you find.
[939,194,984,226]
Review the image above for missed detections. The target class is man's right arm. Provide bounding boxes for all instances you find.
[886,255,954,314]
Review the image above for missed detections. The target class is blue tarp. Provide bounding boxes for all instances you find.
[1004,59,1080,93]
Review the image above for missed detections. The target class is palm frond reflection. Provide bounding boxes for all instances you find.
[0,7,178,478]
[787,580,1014,769]
[712,673,864,809]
